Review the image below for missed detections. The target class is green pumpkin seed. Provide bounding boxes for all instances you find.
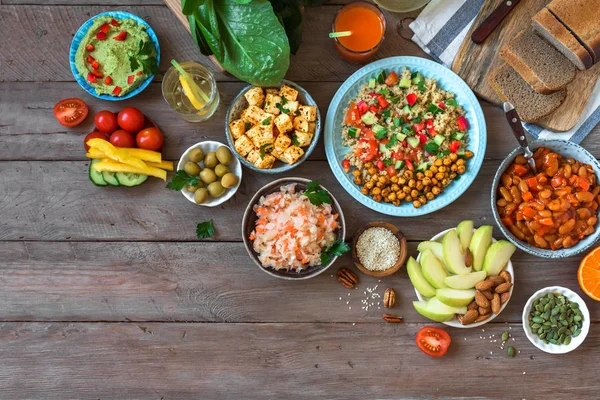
[560,320,569,326]
[549,339,558,345]
[543,303,551,312]
[558,326,567,335]
[540,298,548,305]
[574,315,582,322]
[534,311,541,316]
[551,307,560,316]
[546,331,554,340]
[550,316,557,324]
[501,331,509,342]
[570,303,579,310]
[559,334,565,343]
[573,329,581,337]
[564,336,572,345]
[532,316,543,323]
[507,346,515,357]
[559,312,567,320]
[531,323,541,329]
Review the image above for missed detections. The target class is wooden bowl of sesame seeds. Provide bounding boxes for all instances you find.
[351,221,408,278]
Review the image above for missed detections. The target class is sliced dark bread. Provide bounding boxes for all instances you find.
[500,29,576,94]
[547,0,600,64]
[489,63,567,123]
[532,8,593,70]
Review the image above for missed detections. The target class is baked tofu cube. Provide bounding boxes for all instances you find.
[274,113,293,135]
[264,93,282,115]
[241,105,269,126]
[246,149,261,165]
[273,133,292,153]
[281,146,304,165]
[279,84,298,102]
[298,105,317,122]
[284,101,299,115]
[229,119,247,140]
[293,116,309,133]
[247,123,274,149]
[307,122,316,134]
[265,87,279,95]
[254,153,276,169]
[293,130,313,147]
[244,86,265,107]
[271,147,285,163]
[234,135,254,157]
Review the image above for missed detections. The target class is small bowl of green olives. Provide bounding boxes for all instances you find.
[177,141,242,207]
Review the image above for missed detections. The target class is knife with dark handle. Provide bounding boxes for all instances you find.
[503,102,536,173]
[471,0,521,44]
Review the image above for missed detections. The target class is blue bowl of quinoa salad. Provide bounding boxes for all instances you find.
[324,56,486,217]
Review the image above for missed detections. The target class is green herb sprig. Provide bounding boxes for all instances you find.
[259,143,273,159]
[303,180,332,206]
[320,240,350,265]
[129,40,160,76]
[196,220,215,239]
[166,170,199,191]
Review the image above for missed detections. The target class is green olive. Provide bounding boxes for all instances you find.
[221,172,239,189]
[208,181,226,198]
[216,146,232,165]
[214,164,229,177]
[194,188,209,204]
[199,168,218,184]
[184,161,201,176]
[204,152,218,168]
[185,183,198,192]
[189,148,204,163]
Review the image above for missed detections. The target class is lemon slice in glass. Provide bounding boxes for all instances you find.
[171,60,210,112]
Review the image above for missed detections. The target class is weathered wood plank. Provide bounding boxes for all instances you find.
[1,160,503,242]
[3,81,599,162]
[0,240,595,323]
[0,322,598,399]
[0,5,425,83]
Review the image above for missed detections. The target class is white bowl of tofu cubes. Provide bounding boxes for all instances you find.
[225,80,321,173]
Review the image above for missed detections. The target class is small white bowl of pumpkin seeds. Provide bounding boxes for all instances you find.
[522,286,590,354]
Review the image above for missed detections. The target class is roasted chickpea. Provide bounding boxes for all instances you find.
[458,165,466,174]
[372,187,381,195]
[381,188,390,197]
[426,192,435,200]
[423,186,431,193]
[442,178,449,186]
[432,178,439,185]
[450,172,457,179]
[392,199,401,207]
[416,182,424,191]
[443,157,452,166]
[373,194,383,202]
[391,176,399,183]
[408,179,416,188]
[376,181,385,189]
[430,165,438,174]
[411,189,419,198]
[438,166,447,173]
[368,167,377,175]
[419,195,427,204]
[434,159,443,167]
[398,177,407,185]
[423,177,431,186]
[391,184,400,192]
[354,176,362,185]
[432,186,441,195]
[403,186,411,194]
[398,192,406,200]
[360,187,369,195]
[435,172,445,180]
[352,169,361,177]
[416,172,424,180]
[365,181,374,189]
[465,150,474,159]
[450,153,458,161]
[413,200,422,208]
[379,176,388,184]
[451,164,458,172]
[405,196,413,202]
[388,192,397,201]
[364,162,373,169]
[425,170,433,178]
[456,159,465,166]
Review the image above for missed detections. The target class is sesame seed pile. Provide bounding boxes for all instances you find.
[356,227,400,271]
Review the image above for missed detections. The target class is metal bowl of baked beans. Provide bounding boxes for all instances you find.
[491,139,600,258]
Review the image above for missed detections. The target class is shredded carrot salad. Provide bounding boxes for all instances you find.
[250,184,339,270]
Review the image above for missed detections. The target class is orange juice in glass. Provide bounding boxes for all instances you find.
[332,2,386,63]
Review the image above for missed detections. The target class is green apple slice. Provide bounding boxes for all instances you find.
[427,296,467,315]
[413,300,455,322]
[417,241,445,263]
[469,225,493,271]
[407,257,436,298]
[421,249,448,289]
[483,240,516,276]
[456,220,474,251]
[442,230,471,275]
[436,288,476,307]
[444,271,487,290]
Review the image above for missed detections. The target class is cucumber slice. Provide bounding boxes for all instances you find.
[394,160,405,170]
[407,136,420,148]
[411,72,424,84]
[116,172,148,187]
[102,171,120,186]
[398,77,411,88]
[361,111,377,125]
[417,162,429,172]
[451,132,465,140]
[434,135,445,146]
[368,78,376,88]
[89,159,107,187]
[396,133,407,142]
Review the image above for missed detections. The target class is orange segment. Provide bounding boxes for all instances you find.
[578,246,600,301]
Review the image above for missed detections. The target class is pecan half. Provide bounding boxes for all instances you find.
[383,288,396,308]
[382,313,403,323]
[337,268,359,289]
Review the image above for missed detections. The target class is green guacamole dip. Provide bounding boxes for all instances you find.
[75,16,156,96]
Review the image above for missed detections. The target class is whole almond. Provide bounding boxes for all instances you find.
[495,282,513,294]
[475,280,494,291]
[500,270,512,283]
[461,309,479,325]
[475,291,490,308]
[488,275,505,286]
[464,248,473,268]
[482,290,494,300]
[475,313,491,322]
[491,293,501,314]
[479,306,490,315]
[467,301,478,311]
[500,291,511,304]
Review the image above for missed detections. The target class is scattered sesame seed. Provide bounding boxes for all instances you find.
[349,307,351,310]
[339,297,342,300]
[523,372,526,375]
[352,323,356,326]
[464,338,467,341]
[347,293,350,296]
[482,329,485,332]
[346,301,349,305]
[512,338,515,341]
[490,351,493,355]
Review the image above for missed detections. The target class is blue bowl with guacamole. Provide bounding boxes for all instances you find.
[69,11,160,101]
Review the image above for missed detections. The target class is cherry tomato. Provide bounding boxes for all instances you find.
[416,327,451,357]
[84,132,108,152]
[117,107,145,132]
[53,98,88,127]
[94,110,118,134]
[109,129,135,148]
[386,165,398,177]
[136,127,164,151]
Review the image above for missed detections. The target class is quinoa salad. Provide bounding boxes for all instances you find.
[340,67,474,209]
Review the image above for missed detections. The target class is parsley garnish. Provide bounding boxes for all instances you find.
[446,99,458,107]
[259,143,273,159]
[294,110,301,116]
[383,158,394,167]
[281,97,288,105]
[303,180,332,206]
[320,240,350,265]
[417,81,427,92]
[166,170,199,191]
[385,135,398,148]
[292,133,300,146]
[262,117,271,125]
[196,220,215,239]
[129,40,159,76]
[276,103,290,114]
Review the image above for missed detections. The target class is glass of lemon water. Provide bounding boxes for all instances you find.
[162,60,220,122]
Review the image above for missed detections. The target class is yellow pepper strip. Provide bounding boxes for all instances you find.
[92,161,167,181]
[146,160,174,171]
[86,139,147,170]
[85,148,162,164]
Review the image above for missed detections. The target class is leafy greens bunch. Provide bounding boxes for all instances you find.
[181,0,327,85]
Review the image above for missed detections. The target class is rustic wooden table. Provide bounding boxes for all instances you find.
[1,1,599,398]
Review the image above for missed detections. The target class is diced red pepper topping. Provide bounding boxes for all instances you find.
[457,115,469,131]
[357,100,368,115]
[406,93,417,107]
[385,71,399,86]
[86,44,94,51]
[100,23,111,34]
[413,122,425,133]
[376,160,385,171]
[87,55,95,63]
[406,160,414,171]
[113,31,128,41]
[110,18,120,27]
[91,70,104,78]
[112,86,122,96]
[345,102,360,124]
[449,140,460,153]
[425,119,434,129]
[392,151,404,161]
[342,159,351,173]
[104,76,112,85]
[96,32,107,40]
[416,133,428,143]
[87,73,97,83]
[579,176,591,191]
[91,61,100,70]
[136,71,143,76]
[369,105,379,113]
[438,101,445,109]
[127,75,134,85]
[427,127,437,136]
[376,95,389,109]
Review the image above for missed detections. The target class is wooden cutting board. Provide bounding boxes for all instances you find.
[452,0,600,132]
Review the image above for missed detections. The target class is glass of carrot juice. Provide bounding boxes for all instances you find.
[332,2,386,64]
